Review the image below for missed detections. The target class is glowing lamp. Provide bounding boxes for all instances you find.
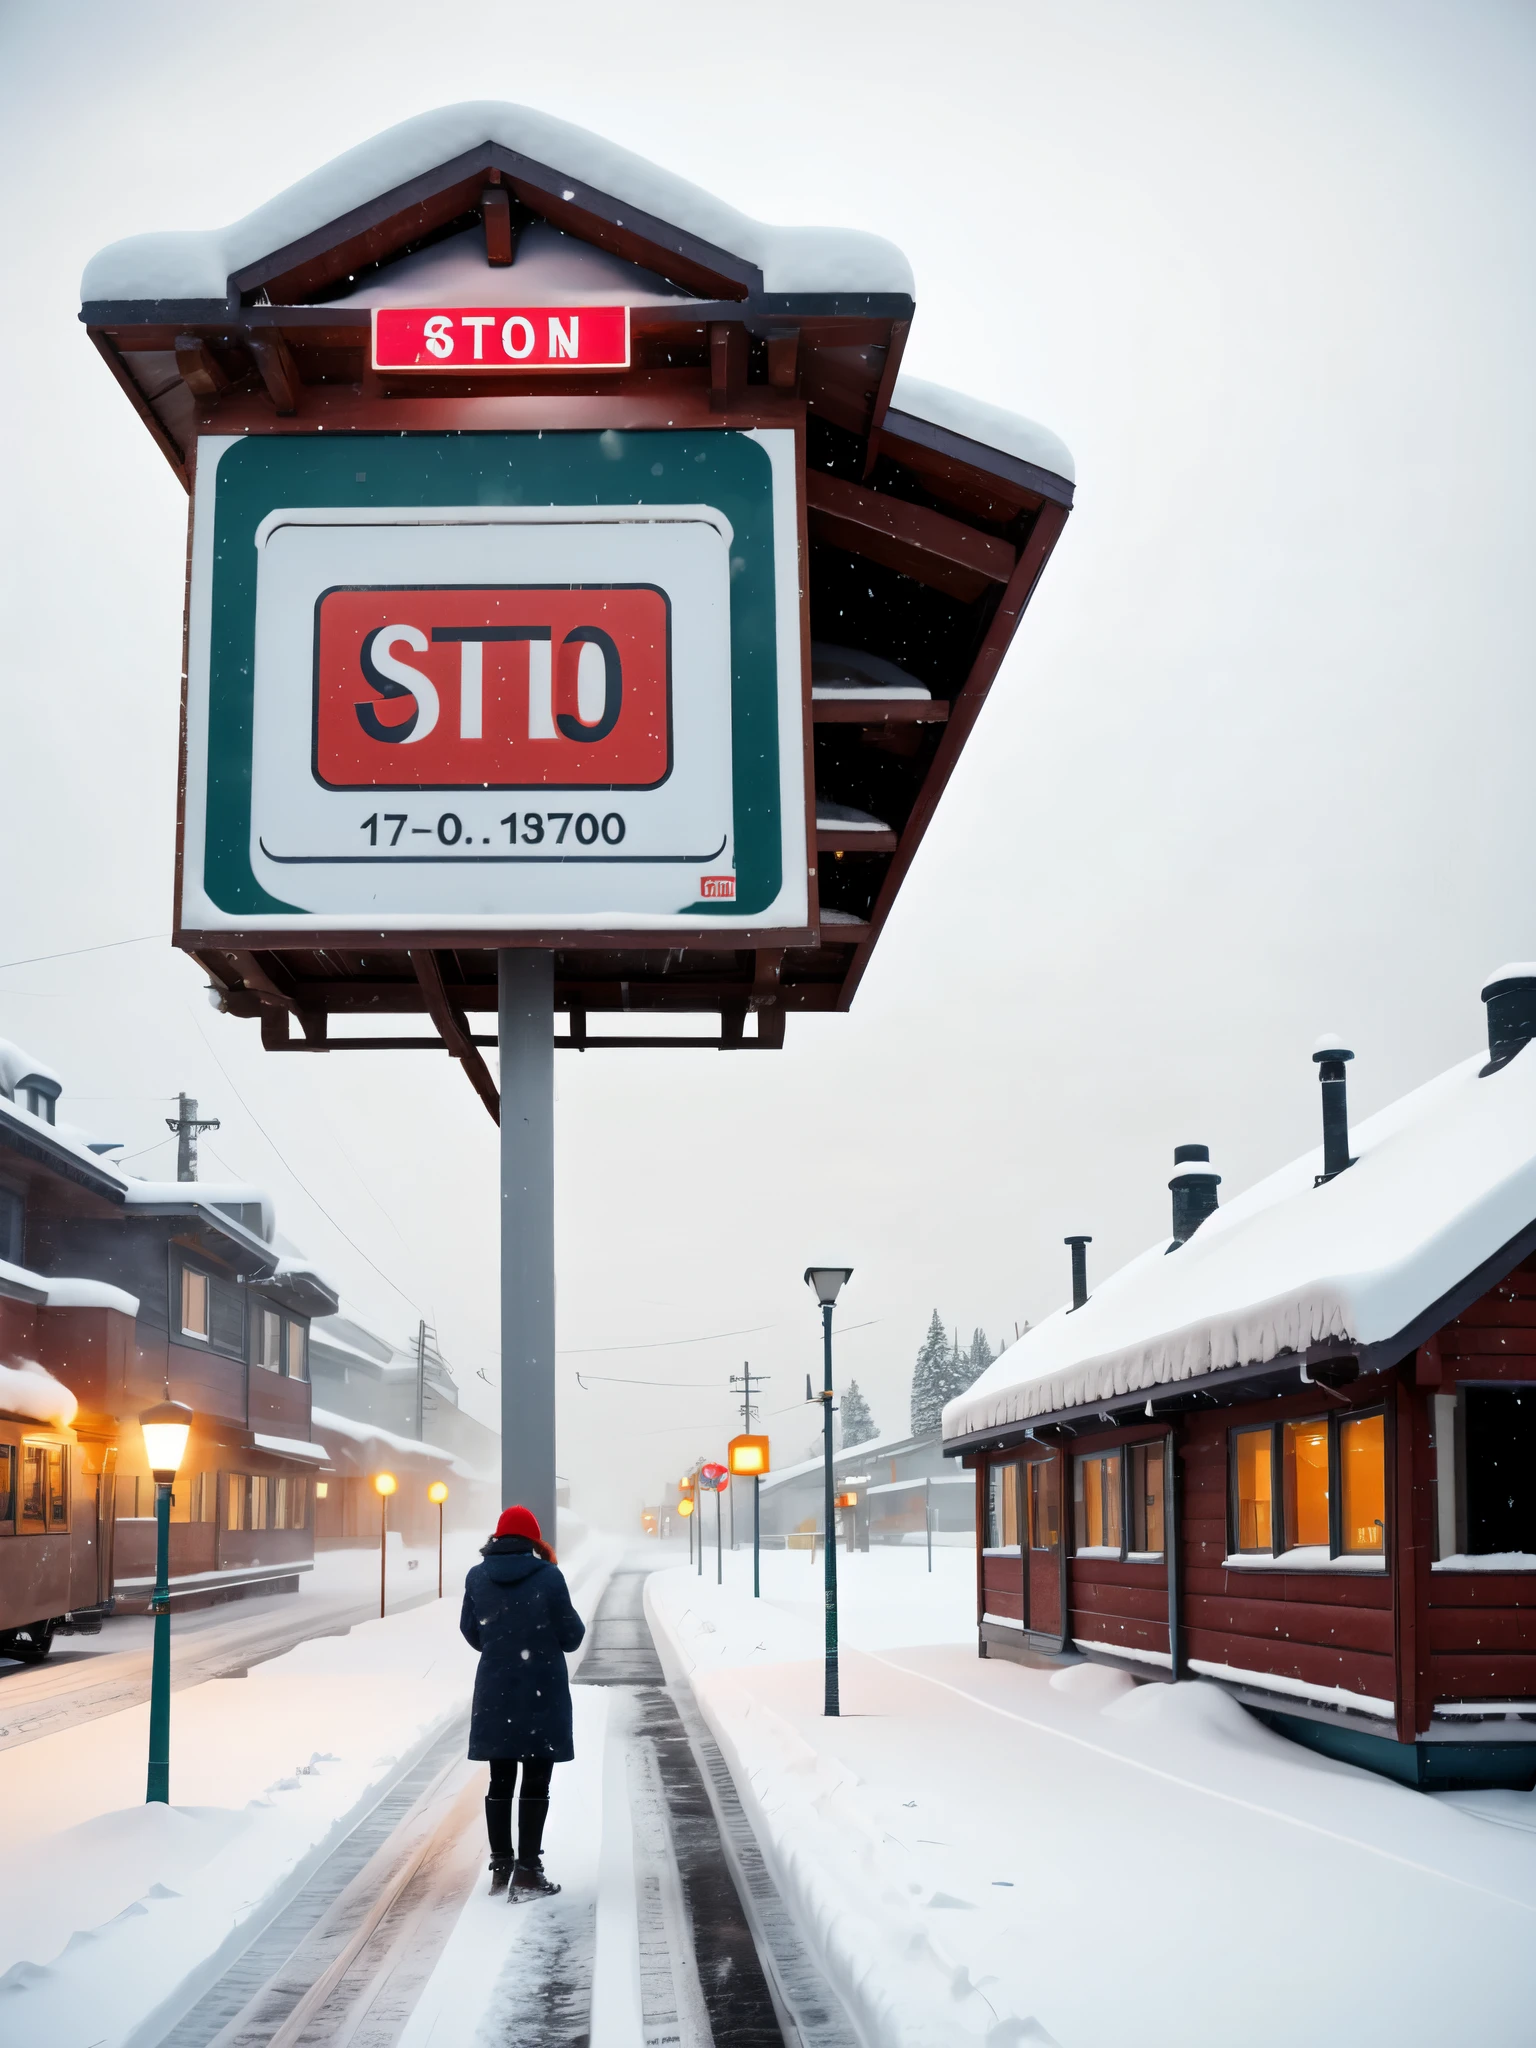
[139,1400,193,1480]
[677,1497,695,1517]
[374,1471,398,1497]
[835,1491,859,1510]
[803,1266,853,1307]
[428,1481,449,1505]
[728,1434,770,1477]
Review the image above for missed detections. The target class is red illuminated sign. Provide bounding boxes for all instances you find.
[312,584,671,791]
[371,305,630,372]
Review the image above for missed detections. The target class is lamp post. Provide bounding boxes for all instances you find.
[700,1463,728,1584]
[374,1472,397,1617]
[804,1267,853,1717]
[139,1400,192,1805]
[428,1481,449,1598]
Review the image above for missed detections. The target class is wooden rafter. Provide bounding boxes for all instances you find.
[805,471,1015,597]
[409,951,501,1124]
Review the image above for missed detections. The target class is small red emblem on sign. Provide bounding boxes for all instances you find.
[312,584,671,790]
[699,875,735,900]
[372,305,630,373]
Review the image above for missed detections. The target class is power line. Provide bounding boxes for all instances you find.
[558,1322,775,1356]
[187,1004,425,1318]
[0,933,168,974]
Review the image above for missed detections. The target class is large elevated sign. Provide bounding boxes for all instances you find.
[184,427,806,938]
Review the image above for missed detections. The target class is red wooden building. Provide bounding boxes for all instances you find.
[944,967,1536,1789]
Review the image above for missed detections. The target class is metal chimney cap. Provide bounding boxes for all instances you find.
[1169,1159,1221,1187]
[1311,1033,1354,1063]
[1063,1233,1093,1247]
[1481,964,1536,1000]
[1172,1142,1210,1164]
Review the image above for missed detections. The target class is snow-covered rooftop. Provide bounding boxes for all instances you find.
[0,1038,62,1101]
[81,101,914,305]
[945,1041,1536,1442]
[889,374,1076,486]
[759,1426,932,1492]
[120,1180,276,1244]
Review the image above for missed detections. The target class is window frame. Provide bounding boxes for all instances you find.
[180,1264,211,1342]
[1456,1380,1536,1559]
[984,1459,1023,1552]
[19,1437,68,1534]
[0,1441,15,1529]
[1227,1410,1388,1565]
[257,1304,285,1375]
[1127,1440,1168,1559]
[174,1257,245,1361]
[1072,1447,1125,1557]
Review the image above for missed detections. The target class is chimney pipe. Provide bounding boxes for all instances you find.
[1480,964,1536,1077]
[1311,1035,1354,1184]
[1168,1144,1221,1247]
[1064,1235,1091,1311]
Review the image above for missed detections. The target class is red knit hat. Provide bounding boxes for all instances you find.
[495,1504,542,1542]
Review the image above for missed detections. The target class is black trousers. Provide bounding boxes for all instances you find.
[488,1757,554,1801]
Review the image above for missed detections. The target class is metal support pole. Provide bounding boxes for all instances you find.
[716,1484,723,1586]
[379,1488,388,1620]
[753,1473,761,1598]
[926,1475,933,1573]
[499,950,556,1535]
[437,1500,444,1600]
[822,1301,839,1716]
[145,1479,172,1803]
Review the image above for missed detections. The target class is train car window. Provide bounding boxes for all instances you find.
[21,1442,47,1528]
[0,1443,14,1525]
[47,1445,67,1528]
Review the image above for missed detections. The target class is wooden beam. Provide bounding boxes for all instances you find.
[766,330,800,392]
[811,697,949,725]
[710,322,748,412]
[88,332,187,482]
[816,827,898,853]
[805,470,1015,594]
[409,950,500,1123]
[482,183,515,266]
[248,334,299,415]
[837,498,1070,1010]
[174,335,229,398]
[863,316,910,479]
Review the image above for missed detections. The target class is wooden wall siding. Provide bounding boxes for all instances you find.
[159,1339,249,1426]
[113,1520,216,1582]
[1178,1411,1397,1706]
[1069,1559,1170,1662]
[1439,1258,1536,1372]
[249,1371,311,1434]
[981,1555,1025,1623]
[216,1525,312,1574]
[0,1296,38,1356]
[34,1306,134,1422]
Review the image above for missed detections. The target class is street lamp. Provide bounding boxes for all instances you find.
[139,1399,192,1804]
[804,1266,852,1716]
[428,1480,449,1597]
[729,1435,770,1599]
[700,1463,728,1585]
[374,1472,397,1618]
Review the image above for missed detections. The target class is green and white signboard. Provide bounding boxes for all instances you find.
[181,428,808,937]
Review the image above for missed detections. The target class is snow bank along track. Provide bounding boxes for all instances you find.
[148,1561,857,2048]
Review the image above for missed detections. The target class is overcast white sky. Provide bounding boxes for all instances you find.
[0,0,1532,1527]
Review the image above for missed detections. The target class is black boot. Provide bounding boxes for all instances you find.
[510,1797,559,1900]
[484,1798,514,1893]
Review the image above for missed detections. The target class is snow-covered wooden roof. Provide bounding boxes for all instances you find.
[82,101,913,312]
[945,1039,1536,1446]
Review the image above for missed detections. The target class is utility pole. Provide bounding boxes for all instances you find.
[416,1319,427,1440]
[728,1362,769,1553]
[165,1093,219,1182]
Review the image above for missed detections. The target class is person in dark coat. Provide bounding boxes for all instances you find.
[460,1504,585,1898]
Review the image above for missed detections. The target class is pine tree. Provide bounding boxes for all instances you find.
[839,1379,878,1448]
[910,1309,949,1435]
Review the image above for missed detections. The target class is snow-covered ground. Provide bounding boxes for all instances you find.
[0,1522,621,2048]
[647,1545,1536,2048]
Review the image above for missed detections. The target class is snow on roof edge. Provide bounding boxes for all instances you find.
[945,1045,1536,1442]
[889,374,1075,486]
[82,101,914,304]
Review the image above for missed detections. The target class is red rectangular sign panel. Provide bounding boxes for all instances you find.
[371,305,630,372]
[313,584,671,790]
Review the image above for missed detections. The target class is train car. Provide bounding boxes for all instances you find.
[0,1400,114,1662]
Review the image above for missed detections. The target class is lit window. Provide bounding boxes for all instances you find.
[315,1480,329,1500]
[1233,1427,1274,1552]
[1340,1414,1385,1553]
[287,1323,307,1382]
[1027,1460,1060,1548]
[1129,1443,1165,1554]
[258,1308,283,1373]
[1074,1451,1122,1552]
[226,1474,246,1531]
[1283,1420,1331,1549]
[986,1463,1021,1548]
[182,1268,210,1340]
